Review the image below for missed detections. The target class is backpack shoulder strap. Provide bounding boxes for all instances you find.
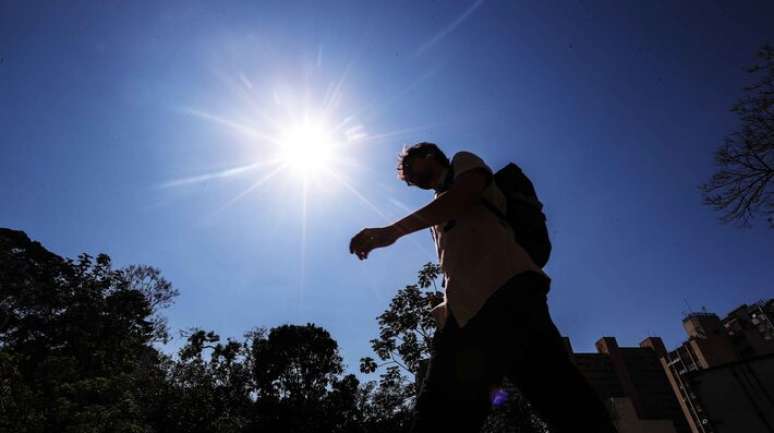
[440,164,506,219]
[481,197,508,222]
[437,166,455,193]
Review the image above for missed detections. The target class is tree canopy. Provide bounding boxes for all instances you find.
[702,44,774,228]
[0,229,399,433]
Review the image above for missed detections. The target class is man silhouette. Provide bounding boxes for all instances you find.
[350,143,617,433]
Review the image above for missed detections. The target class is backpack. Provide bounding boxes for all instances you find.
[442,162,552,268]
[483,163,552,268]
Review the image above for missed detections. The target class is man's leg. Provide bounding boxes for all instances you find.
[409,312,495,433]
[504,280,617,433]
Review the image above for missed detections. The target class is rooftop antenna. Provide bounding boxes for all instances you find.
[682,298,694,317]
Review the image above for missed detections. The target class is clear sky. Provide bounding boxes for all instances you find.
[2,1,773,378]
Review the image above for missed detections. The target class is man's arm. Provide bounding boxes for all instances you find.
[391,167,491,236]
[349,167,490,260]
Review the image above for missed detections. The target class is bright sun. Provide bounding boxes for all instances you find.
[276,119,336,178]
[170,77,377,210]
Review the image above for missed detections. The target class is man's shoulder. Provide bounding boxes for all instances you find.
[451,150,484,163]
[450,150,491,176]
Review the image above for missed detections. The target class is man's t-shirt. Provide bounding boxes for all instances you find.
[430,151,549,329]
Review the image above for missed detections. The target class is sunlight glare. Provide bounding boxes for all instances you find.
[277,119,336,177]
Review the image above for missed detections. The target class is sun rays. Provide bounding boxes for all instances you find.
[163,66,424,223]
[158,56,441,305]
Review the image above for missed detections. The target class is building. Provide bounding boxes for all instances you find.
[659,300,774,433]
[568,336,690,433]
[609,397,681,433]
[686,354,774,433]
[722,300,774,359]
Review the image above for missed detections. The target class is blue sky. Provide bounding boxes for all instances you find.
[2,1,773,378]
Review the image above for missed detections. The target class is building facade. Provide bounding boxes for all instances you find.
[659,300,774,433]
[568,336,690,433]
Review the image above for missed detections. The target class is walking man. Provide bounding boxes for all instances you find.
[349,142,617,433]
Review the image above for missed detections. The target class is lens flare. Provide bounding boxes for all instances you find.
[491,387,508,407]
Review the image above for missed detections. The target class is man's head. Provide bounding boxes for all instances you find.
[396,142,450,190]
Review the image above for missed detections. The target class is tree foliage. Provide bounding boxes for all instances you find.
[702,44,774,227]
[250,323,363,433]
[0,228,173,433]
[0,228,407,433]
[360,262,444,377]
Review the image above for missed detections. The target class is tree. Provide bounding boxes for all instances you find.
[120,265,179,343]
[250,323,370,433]
[360,263,444,378]
[252,323,344,402]
[161,328,255,433]
[702,44,774,228]
[161,323,370,433]
[0,228,175,433]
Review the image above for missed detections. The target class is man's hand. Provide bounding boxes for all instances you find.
[348,166,489,261]
[349,226,400,260]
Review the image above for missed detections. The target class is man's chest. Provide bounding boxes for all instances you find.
[433,206,500,254]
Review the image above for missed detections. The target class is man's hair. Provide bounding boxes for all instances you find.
[396,142,450,183]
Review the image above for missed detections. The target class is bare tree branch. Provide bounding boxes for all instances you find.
[702,44,774,228]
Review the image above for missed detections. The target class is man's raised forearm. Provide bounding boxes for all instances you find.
[389,168,489,239]
[391,190,468,237]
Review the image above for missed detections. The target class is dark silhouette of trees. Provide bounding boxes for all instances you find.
[358,262,444,431]
[250,323,363,433]
[162,329,254,433]
[159,323,372,433]
[0,228,403,433]
[702,44,774,228]
[360,262,443,378]
[0,228,173,433]
[253,324,343,401]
